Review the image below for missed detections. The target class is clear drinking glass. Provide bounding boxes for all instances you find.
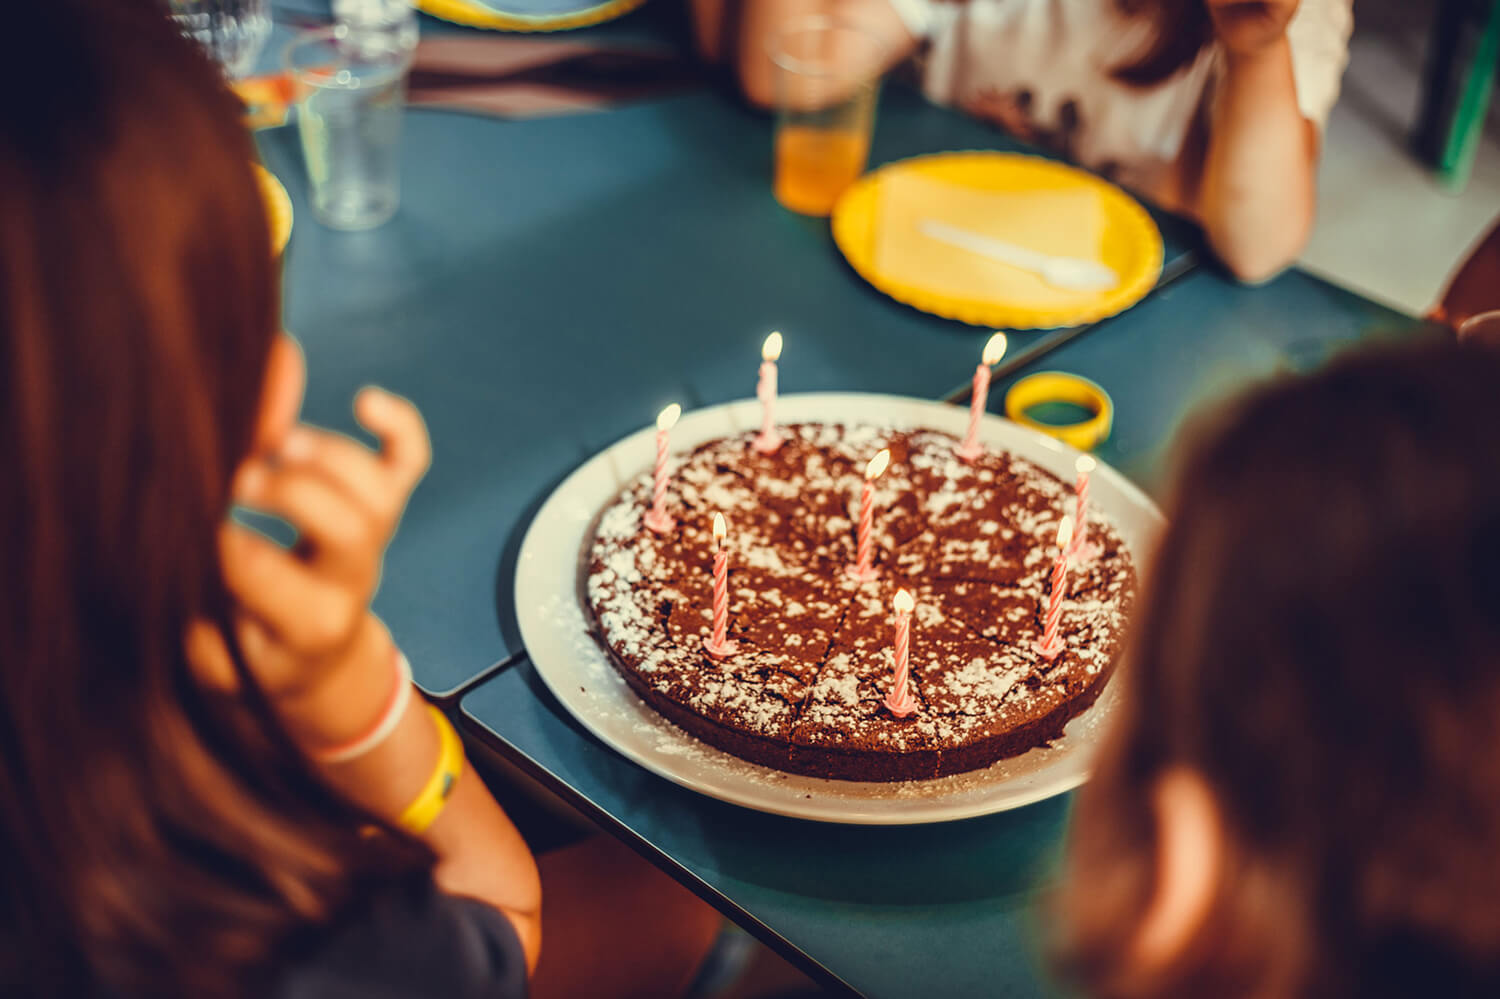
[285,25,415,231]
[168,0,271,79]
[768,17,886,217]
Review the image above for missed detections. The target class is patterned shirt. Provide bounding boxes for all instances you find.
[887,0,1353,205]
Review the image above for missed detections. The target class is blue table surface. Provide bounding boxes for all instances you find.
[458,261,1427,998]
[259,82,1202,695]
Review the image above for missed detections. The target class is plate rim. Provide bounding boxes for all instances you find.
[416,0,646,32]
[514,392,1163,824]
[830,150,1165,330]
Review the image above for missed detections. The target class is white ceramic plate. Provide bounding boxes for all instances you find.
[514,393,1164,824]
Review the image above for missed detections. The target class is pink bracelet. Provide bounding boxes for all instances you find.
[308,649,414,764]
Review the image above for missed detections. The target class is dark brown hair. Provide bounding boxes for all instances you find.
[932,0,1214,87]
[1110,0,1214,87]
[0,3,426,995]
[1054,339,1500,997]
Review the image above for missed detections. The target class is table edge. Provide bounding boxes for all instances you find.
[457,677,864,997]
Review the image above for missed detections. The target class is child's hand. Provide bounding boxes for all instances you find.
[217,388,430,703]
[1206,0,1299,56]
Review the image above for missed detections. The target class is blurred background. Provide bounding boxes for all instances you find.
[1302,0,1500,315]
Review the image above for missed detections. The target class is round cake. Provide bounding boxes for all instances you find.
[582,423,1136,782]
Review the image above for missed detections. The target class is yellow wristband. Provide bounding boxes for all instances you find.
[397,705,464,835]
[1004,371,1115,451]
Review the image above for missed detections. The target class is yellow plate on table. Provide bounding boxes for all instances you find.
[416,0,645,32]
[254,163,293,256]
[831,152,1163,329]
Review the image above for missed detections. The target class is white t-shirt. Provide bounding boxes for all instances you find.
[886,0,1352,206]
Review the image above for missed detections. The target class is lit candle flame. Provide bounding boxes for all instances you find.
[981,332,1007,366]
[1056,515,1074,549]
[893,588,914,615]
[1075,454,1096,475]
[712,512,727,545]
[865,449,891,481]
[762,331,783,363]
[656,403,682,432]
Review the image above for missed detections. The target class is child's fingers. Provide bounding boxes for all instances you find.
[232,615,304,697]
[185,616,299,701]
[219,525,362,654]
[279,427,386,521]
[234,460,377,582]
[184,618,241,694]
[353,387,431,497]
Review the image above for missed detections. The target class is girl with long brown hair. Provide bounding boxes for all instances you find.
[1054,339,1500,997]
[694,0,1351,283]
[0,2,718,995]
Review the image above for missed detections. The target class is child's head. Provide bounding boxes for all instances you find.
[0,3,405,993]
[1056,339,1500,997]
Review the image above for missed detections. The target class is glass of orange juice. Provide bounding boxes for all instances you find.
[769,18,886,217]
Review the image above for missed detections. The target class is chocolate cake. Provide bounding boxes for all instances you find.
[582,423,1136,782]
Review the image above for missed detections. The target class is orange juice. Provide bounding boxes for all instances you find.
[774,126,870,216]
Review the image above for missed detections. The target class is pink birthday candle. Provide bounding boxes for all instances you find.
[703,513,739,658]
[643,403,681,535]
[1069,454,1103,563]
[955,333,1007,463]
[1033,516,1074,659]
[752,331,783,454]
[883,588,917,718]
[846,449,890,582]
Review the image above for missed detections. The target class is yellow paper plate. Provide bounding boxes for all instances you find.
[254,163,293,256]
[416,0,645,32]
[831,152,1163,329]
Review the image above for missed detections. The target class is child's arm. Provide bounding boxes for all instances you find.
[215,389,543,972]
[1197,0,1318,284]
[691,0,917,108]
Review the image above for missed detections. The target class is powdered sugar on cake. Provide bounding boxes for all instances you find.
[582,423,1136,781]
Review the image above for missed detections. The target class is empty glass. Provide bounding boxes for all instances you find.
[285,25,416,231]
[168,0,271,79]
[333,0,419,49]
